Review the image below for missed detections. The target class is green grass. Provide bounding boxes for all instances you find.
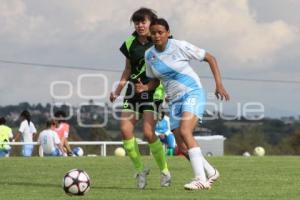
[1,156,300,200]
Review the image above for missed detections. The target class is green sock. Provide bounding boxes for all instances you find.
[123,137,144,172]
[149,139,169,173]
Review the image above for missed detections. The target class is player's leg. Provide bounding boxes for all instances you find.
[22,144,33,157]
[0,150,6,157]
[169,100,190,158]
[174,112,209,190]
[174,129,218,182]
[121,110,144,170]
[158,135,168,145]
[121,110,150,189]
[142,111,171,187]
[173,131,190,159]
[180,91,218,189]
[143,111,166,165]
[185,92,219,183]
[63,139,73,156]
[166,134,176,155]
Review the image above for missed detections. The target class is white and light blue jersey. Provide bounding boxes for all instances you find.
[38,129,61,155]
[145,39,206,102]
[155,115,172,136]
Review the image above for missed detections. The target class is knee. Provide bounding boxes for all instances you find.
[143,128,157,143]
[120,123,133,135]
[143,124,153,137]
[179,126,192,137]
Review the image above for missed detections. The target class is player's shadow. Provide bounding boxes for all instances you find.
[0,181,160,191]
[91,186,160,191]
[0,181,59,188]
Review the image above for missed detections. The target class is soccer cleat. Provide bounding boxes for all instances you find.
[184,178,211,190]
[135,168,150,189]
[160,171,171,187]
[67,152,74,156]
[207,168,220,185]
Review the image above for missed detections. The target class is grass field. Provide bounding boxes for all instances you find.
[1,156,300,200]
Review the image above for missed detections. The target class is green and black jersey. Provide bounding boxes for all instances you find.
[120,34,164,102]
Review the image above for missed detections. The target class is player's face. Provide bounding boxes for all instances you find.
[133,17,151,37]
[150,25,170,51]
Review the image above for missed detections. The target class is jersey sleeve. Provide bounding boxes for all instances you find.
[179,40,206,62]
[53,131,61,144]
[31,123,37,134]
[8,128,13,139]
[120,42,130,59]
[64,130,69,138]
[145,51,156,78]
[18,121,25,133]
[165,116,171,136]
[64,124,70,138]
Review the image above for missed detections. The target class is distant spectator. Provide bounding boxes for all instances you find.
[54,111,73,156]
[15,110,37,157]
[0,117,13,157]
[155,112,176,156]
[38,119,64,157]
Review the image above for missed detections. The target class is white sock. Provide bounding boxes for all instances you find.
[188,147,207,182]
[201,156,215,177]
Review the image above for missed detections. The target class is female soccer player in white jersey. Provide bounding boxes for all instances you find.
[135,18,230,190]
[15,110,37,157]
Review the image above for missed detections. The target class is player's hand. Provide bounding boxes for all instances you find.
[110,91,119,103]
[215,84,230,101]
[159,135,166,140]
[135,79,148,93]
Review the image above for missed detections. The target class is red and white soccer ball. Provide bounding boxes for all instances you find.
[63,169,90,196]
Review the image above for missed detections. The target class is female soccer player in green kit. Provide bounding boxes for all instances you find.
[110,8,170,189]
[135,18,230,190]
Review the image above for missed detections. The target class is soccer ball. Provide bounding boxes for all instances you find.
[63,169,90,196]
[243,152,251,157]
[73,147,84,157]
[114,147,126,157]
[253,146,265,156]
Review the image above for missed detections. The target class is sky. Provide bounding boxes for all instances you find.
[0,0,299,118]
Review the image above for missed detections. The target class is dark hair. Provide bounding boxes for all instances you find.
[150,18,170,31]
[54,110,67,123]
[0,117,6,125]
[131,7,157,22]
[160,112,165,120]
[20,110,31,125]
[46,119,57,128]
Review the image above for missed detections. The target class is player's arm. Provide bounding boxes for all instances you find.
[134,78,160,93]
[14,132,21,141]
[15,122,25,141]
[37,132,45,157]
[8,129,13,142]
[64,138,73,155]
[110,58,131,102]
[32,124,38,141]
[54,133,65,156]
[32,132,37,141]
[134,51,160,93]
[58,142,65,156]
[204,52,230,101]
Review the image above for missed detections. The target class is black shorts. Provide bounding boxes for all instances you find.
[122,98,163,114]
